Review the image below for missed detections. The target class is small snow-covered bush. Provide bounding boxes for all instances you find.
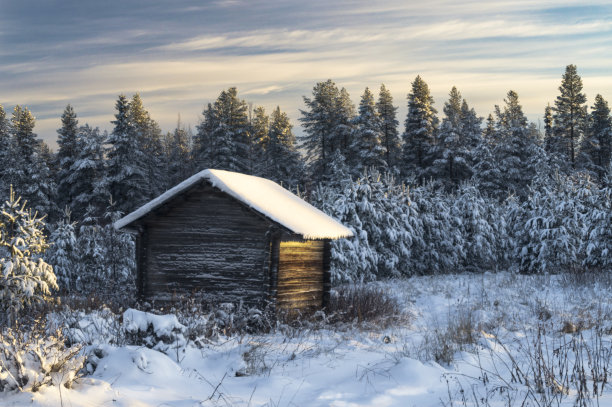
[0,188,57,325]
[0,327,84,392]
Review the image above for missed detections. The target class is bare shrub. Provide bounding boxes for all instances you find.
[325,284,404,327]
[420,304,477,365]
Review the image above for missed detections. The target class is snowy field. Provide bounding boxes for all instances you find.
[4,271,612,407]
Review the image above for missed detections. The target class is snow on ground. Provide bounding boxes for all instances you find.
[4,272,612,406]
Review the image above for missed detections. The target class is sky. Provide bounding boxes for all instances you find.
[1,0,612,148]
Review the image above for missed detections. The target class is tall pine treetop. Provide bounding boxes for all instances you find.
[553,64,587,168]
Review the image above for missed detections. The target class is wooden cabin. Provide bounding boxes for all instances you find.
[114,169,353,311]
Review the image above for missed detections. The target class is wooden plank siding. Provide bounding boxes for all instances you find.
[128,180,333,312]
[138,183,274,305]
[276,240,325,309]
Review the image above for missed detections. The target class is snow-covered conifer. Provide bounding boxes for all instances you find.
[45,209,77,292]
[348,87,385,174]
[402,76,438,181]
[376,84,401,170]
[581,94,612,180]
[0,188,57,325]
[56,105,80,211]
[107,95,148,214]
[553,64,587,169]
[68,125,108,220]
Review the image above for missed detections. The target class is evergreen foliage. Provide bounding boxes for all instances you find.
[376,84,401,170]
[299,80,354,182]
[581,94,612,180]
[45,210,77,293]
[56,105,80,212]
[348,87,385,174]
[130,94,165,198]
[194,88,250,173]
[107,95,148,215]
[430,88,481,188]
[263,106,304,188]
[0,188,57,325]
[69,125,108,220]
[402,76,438,181]
[163,118,193,188]
[553,64,587,169]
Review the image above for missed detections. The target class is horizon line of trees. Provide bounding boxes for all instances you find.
[0,63,610,289]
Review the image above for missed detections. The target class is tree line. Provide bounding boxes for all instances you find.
[0,64,610,289]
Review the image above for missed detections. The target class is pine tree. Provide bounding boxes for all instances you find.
[0,105,12,192]
[130,94,165,198]
[581,94,612,180]
[246,105,268,175]
[195,88,251,173]
[543,103,554,153]
[348,87,384,174]
[491,91,542,199]
[45,209,77,292]
[402,76,438,181]
[336,87,355,154]
[299,80,351,182]
[215,87,250,172]
[430,87,479,187]
[101,198,135,292]
[376,84,401,170]
[9,106,56,216]
[107,95,148,214]
[0,187,57,325]
[164,117,193,187]
[69,125,108,220]
[583,166,611,271]
[56,105,80,211]
[264,106,304,187]
[553,64,587,169]
[193,103,217,171]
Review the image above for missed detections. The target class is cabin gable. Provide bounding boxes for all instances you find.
[135,182,277,305]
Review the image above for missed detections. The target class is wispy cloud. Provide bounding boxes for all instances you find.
[1,0,611,147]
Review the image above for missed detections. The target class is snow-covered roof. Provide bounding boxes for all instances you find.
[114,169,353,240]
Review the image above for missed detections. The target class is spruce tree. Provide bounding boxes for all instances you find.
[0,105,11,192]
[164,118,193,187]
[553,64,587,169]
[56,105,80,211]
[349,87,384,174]
[264,106,304,187]
[193,103,217,171]
[216,87,250,172]
[431,87,467,187]
[69,125,108,220]
[543,103,554,153]
[491,90,542,199]
[9,106,55,216]
[402,76,438,181]
[107,95,148,214]
[581,94,611,180]
[376,84,401,170]
[336,87,355,154]
[299,79,342,182]
[130,94,165,198]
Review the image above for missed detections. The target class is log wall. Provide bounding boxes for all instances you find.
[276,240,325,309]
[139,183,273,305]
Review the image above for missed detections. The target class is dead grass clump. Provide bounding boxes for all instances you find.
[325,284,404,327]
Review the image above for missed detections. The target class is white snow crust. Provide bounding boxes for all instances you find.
[114,169,353,240]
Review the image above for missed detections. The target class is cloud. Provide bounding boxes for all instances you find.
[2,0,611,148]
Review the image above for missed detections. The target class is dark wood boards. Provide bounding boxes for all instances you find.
[277,240,325,309]
[127,180,332,312]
